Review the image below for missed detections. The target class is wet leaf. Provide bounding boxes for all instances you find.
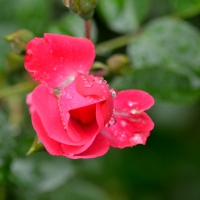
[111,67,200,104]
[97,0,150,33]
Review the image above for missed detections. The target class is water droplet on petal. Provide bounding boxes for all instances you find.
[27,49,32,54]
[109,116,116,125]
[68,153,74,156]
[86,96,93,102]
[120,120,127,127]
[128,101,137,107]
[84,81,92,87]
[105,123,110,127]
[66,93,72,99]
[110,89,118,98]
[130,109,137,114]
[129,133,144,145]
[53,67,57,71]
[100,96,106,101]
[94,77,103,84]
[81,75,87,80]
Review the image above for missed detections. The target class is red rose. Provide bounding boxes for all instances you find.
[25,34,154,159]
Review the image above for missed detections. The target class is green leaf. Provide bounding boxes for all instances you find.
[169,0,200,18]
[0,0,51,35]
[47,13,98,42]
[0,112,16,158]
[97,0,150,33]
[111,67,200,104]
[47,179,111,200]
[127,17,200,76]
[11,154,74,193]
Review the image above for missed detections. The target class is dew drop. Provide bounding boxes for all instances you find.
[50,50,53,53]
[86,96,93,102]
[128,101,137,107]
[110,89,118,98]
[130,109,137,114]
[81,75,86,80]
[120,120,127,127]
[94,76,103,84]
[53,67,57,71]
[103,80,107,84]
[100,96,106,101]
[130,134,143,144]
[84,81,92,87]
[66,93,72,99]
[105,123,110,127]
[109,116,116,125]
[27,49,32,55]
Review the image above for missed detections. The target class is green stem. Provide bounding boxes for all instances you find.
[0,82,34,99]
[95,33,137,55]
[85,20,92,40]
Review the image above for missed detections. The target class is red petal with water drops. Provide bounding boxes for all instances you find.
[103,112,154,148]
[25,34,95,88]
[65,133,110,159]
[114,90,154,114]
[32,111,63,155]
[75,73,114,123]
[59,77,109,143]
[32,85,86,145]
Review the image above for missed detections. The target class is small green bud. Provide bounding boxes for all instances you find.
[90,61,108,76]
[106,54,129,74]
[4,29,34,55]
[63,0,98,20]
[5,53,24,72]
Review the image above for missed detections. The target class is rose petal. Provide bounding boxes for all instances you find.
[64,133,110,159]
[25,34,95,88]
[103,112,154,148]
[59,103,105,155]
[26,92,35,114]
[31,85,87,145]
[59,74,113,142]
[60,81,106,142]
[114,90,154,113]
[75,73,110,99]
[31,110,63,155]
[75,73,114,123]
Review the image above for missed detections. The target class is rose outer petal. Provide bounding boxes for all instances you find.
[75,73,114,124]
[114,90,154,113]
[103,112,154,148]
[31,110,63,155]
[31,85,88,145]
[65,133,110,159]
[59,78,106,143]
[25,34,95,88]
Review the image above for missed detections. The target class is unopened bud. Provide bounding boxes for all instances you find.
[106,54,129,74]
[90,61,108,76]
[63,0,98,20]
[4,29,34,55]
[6,53,24,72]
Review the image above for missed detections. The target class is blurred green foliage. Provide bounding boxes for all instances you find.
[1,0,200,200]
